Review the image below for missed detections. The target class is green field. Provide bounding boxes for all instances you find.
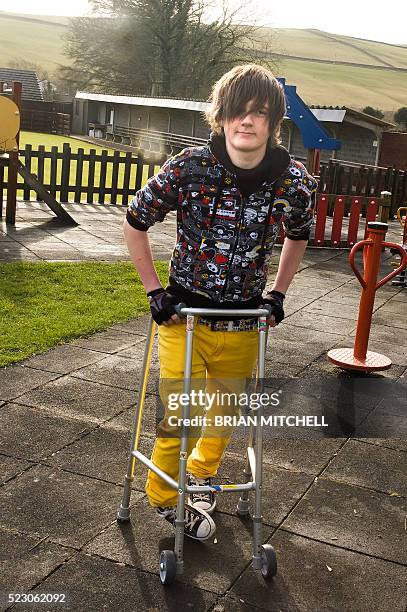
[15,132,156,204]
[1,11,406,113]
[0,261,168,367]
[0,12,69,73]
[276,57,407,111]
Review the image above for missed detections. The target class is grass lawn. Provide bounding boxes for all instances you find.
[0,261,169,367]
[14,132,160,205]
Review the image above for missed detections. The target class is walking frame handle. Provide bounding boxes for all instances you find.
[349,240,407,291]
[174,303,272,318]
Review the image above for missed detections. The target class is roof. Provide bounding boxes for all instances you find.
[75,92,395,127]
[310,105,394,127]
[76,91,209,112]
[0,67,43,101]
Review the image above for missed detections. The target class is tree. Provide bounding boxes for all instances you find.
[61,0,278,98]
[362,106,384,119]
[394,107,407,130]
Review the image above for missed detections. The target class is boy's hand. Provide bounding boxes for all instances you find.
[147,288,181,325]
[262,290,285,327]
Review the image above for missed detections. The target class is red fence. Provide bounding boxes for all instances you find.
[312,195,379,248]
[319,160,407,217]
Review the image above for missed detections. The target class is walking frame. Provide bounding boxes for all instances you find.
[117,306,277,585]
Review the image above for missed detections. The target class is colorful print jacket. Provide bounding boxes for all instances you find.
[127,144,318,302]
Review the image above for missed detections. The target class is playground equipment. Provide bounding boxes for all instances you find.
[0,80,77,226]
[0,96,20,153]
[117,306,277,585]
[327,222,407,372]
[391,207,407,288]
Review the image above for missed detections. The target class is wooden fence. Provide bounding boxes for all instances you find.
[319,159,407,217]
[0,144,165,208]
[1,145,407,244]
[21,110,71,136]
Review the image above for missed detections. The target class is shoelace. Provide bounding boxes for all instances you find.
[184,508,202,531]
[190,478,212,502]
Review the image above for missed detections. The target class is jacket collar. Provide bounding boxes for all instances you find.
[208,132,291,184]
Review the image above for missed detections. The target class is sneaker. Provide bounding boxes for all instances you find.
[157,503,216,541]
[187,473,217,515]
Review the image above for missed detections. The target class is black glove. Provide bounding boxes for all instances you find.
[262,290,285,325]
[147,288,179,325]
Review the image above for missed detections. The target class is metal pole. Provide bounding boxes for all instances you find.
[353,224,386,360]
[252,315,267,569]
[117,318,156,521]
[174,314,195,575]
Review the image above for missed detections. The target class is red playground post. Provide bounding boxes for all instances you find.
[327,222,407,372]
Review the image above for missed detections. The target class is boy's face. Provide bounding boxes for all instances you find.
[222,99,270,156]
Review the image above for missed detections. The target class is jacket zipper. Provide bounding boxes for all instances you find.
[218,179,278,301]
[219,186,245,300]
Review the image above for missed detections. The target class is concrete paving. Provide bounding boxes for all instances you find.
[0,201,406,611]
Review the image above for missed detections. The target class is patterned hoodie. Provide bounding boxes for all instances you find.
[127,137,318,304]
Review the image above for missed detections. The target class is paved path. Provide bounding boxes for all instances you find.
[0,202,406,611]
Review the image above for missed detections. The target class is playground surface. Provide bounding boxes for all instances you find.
[0,201,406,611]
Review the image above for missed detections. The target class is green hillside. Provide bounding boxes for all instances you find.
[1,12,406,113]
[0,11,69,72]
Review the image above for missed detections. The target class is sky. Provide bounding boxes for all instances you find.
[1,0,406,45]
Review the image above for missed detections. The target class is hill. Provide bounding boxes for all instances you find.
[0,12,406,113]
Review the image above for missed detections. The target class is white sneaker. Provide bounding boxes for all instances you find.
[157,503,216,541]
[187,473,217,515]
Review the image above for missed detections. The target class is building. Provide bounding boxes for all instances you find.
[0,67,43,102]
[72,89,394,166]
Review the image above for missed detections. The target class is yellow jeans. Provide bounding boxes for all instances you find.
[145,322,259,508]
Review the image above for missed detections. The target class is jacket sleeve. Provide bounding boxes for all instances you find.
[279,161,318,241]
[126,153,183,230]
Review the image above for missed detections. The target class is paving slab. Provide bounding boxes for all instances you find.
[85,495,274,594]
[0,530,74,612]
[265,325,345,367]
[283,311,356,336]
[45,427,154,491]
[108,315,151,336]
[354,405,407,440]
[229,530,407,612]
[348,322,407,349]
[71,355,160,393]
[0,454,33,485]
[27,553,217,612]
[71,329,144,354]
[354,437,407,454]
[103,393,161,437]
[0,366,59,402]
[0,464,139,548]
[0,403,92,462]
[322,439,407,496]
[216,453,314,526]
[13,375,136,424]
[282,477,407,564]
[300,298,362,320]
[259,438,344,475]
[21,345,107,375]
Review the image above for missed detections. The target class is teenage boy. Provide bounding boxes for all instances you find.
[124,64,318,541]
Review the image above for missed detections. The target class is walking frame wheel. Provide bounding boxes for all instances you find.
[260,544,277,579]
[159,550,177,585]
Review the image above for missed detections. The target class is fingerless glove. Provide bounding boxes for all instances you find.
[262,290,285,325]
[147,288,179,324]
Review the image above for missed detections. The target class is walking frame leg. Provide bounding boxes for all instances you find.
[174,314,195,575]
[252,318,267,569]
[237,418,255,516]
[117,318,156,522]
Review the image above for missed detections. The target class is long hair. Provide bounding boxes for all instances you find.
[205,64,286,147]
